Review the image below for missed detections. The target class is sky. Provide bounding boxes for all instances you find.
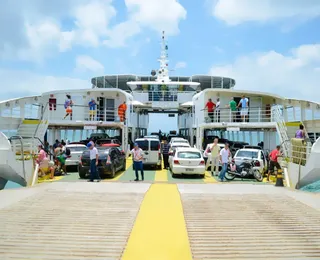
[1,0,320,133]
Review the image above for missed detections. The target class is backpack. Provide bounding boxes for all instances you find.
[65,147,71,156]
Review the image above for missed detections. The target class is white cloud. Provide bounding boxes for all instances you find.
[212,0,320,25]
[75,55,104,73]
[175,61,187,69]
[0,69,89,101]
[125,0,187,35]
[209,44,320,101]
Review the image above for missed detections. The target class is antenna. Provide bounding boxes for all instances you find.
[155,31,170,82]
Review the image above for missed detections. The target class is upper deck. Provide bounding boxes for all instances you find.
[178,89,320,129]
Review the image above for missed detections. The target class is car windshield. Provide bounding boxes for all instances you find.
[236,150,259,158]
[178,151,201,159]
[68,147,86,152]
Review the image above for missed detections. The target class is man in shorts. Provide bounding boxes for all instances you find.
[267,145,282,181]
[237,95,249,122]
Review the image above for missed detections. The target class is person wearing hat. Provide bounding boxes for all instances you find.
[131,143,144,181]
[87,142,100,182]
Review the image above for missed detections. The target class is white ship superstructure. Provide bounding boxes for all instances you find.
[0,31,319,190]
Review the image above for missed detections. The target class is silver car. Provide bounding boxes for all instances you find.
[65,144,87,167]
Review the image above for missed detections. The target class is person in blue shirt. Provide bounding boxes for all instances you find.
[237,95,249,122]
[88,98,96,121]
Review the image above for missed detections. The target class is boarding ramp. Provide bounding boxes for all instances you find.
[0,132,36,190]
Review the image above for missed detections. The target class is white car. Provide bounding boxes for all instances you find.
[233,148,268,173]
[168,142,191,166]
[169,147,205,177]
[169,138,189,146]
[203,143,225,169]
[65,144,87,166]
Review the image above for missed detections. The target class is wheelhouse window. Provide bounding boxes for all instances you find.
[178,151,201,159]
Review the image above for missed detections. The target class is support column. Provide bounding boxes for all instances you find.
[72,130,76,142]
[249,132,253,145]
[80,130,83,140]
[242,131,246,142]
[20,103,25,120]
[300,102,306,122]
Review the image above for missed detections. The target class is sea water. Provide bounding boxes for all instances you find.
[300,180,320,193]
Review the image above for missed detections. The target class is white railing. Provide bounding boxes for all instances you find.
[48,106,123,123]
[201,107,273,124]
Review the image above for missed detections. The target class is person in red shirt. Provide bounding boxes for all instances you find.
[205,98,216,122]
[267,145,282,181]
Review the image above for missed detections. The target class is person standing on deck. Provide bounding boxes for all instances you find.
[226,97,237,122]
[131,143,144,181]
[267,145,282,182]
[219,143,231,182]
[204,98,216,122]
[87,142,100,182]
[295,124,306,139]
[118,101,127,122]
[88,98,96,121]
[237,95,249,122]
[162,139,170,169]
[206,138,220,176]
[63,95,73,120]
[215,98,221,122]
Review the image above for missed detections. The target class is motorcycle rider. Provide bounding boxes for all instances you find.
[267,145,282,181]
[219,142,231,182]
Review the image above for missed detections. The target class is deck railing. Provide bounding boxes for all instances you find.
[201,107,273,124]
[48,104,124,123]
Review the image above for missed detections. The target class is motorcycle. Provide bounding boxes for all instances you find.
[225,159,263,182]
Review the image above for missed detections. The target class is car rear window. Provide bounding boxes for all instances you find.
[236,150,259,158]
[136,140,149,150]
[173,139,188,143]
[150,140,160,151]
[172,144,190,149]
[178,151,201,159]
[68,147,86,152]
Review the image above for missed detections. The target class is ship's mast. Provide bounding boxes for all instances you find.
[155,31,170,82]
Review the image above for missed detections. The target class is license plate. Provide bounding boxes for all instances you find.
[185,168,194,172]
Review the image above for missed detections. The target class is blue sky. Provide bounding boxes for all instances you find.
[1,0,320,133]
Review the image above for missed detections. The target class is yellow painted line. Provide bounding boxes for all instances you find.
[22,119,40,125]
[121,184,192,260]
[204,170,217,183]
[38,176,63,183]
[154,167,168,182]
[285,122,301,127]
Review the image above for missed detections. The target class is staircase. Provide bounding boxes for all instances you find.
[272,106,290,157]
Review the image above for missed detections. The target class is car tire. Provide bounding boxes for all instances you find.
[157,164,162,170]
[111,165,116,178]
[200,174,205,178]
[79,172,86,179]
[122,160,126,171]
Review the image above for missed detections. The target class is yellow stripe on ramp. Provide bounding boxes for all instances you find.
[204,171,217,183]
[154,168,168,182]
[285,122,301,127]
[121,184,192,260]
[22,119,40,125]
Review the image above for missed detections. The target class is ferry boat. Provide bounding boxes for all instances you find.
[0,31,319,190]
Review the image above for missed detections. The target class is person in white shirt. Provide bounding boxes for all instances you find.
[206,138,220,176]
[237,95,249,122]
[219,142,231,181]
[87,142,100,182]
[131,143,144,181]
[215,98,220,122]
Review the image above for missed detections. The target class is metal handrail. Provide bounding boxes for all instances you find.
[18,136,54,158]
[8,135,26,179]
[34,102,49,138]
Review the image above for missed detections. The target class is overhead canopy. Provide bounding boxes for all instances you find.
[131,100,145,106]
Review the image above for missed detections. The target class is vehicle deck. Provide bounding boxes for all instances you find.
[1,163,320,259]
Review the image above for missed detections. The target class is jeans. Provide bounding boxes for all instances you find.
[90,159,100,180]
[134,161,144,180]
[163,154,169,168]
[219,163,228,180]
